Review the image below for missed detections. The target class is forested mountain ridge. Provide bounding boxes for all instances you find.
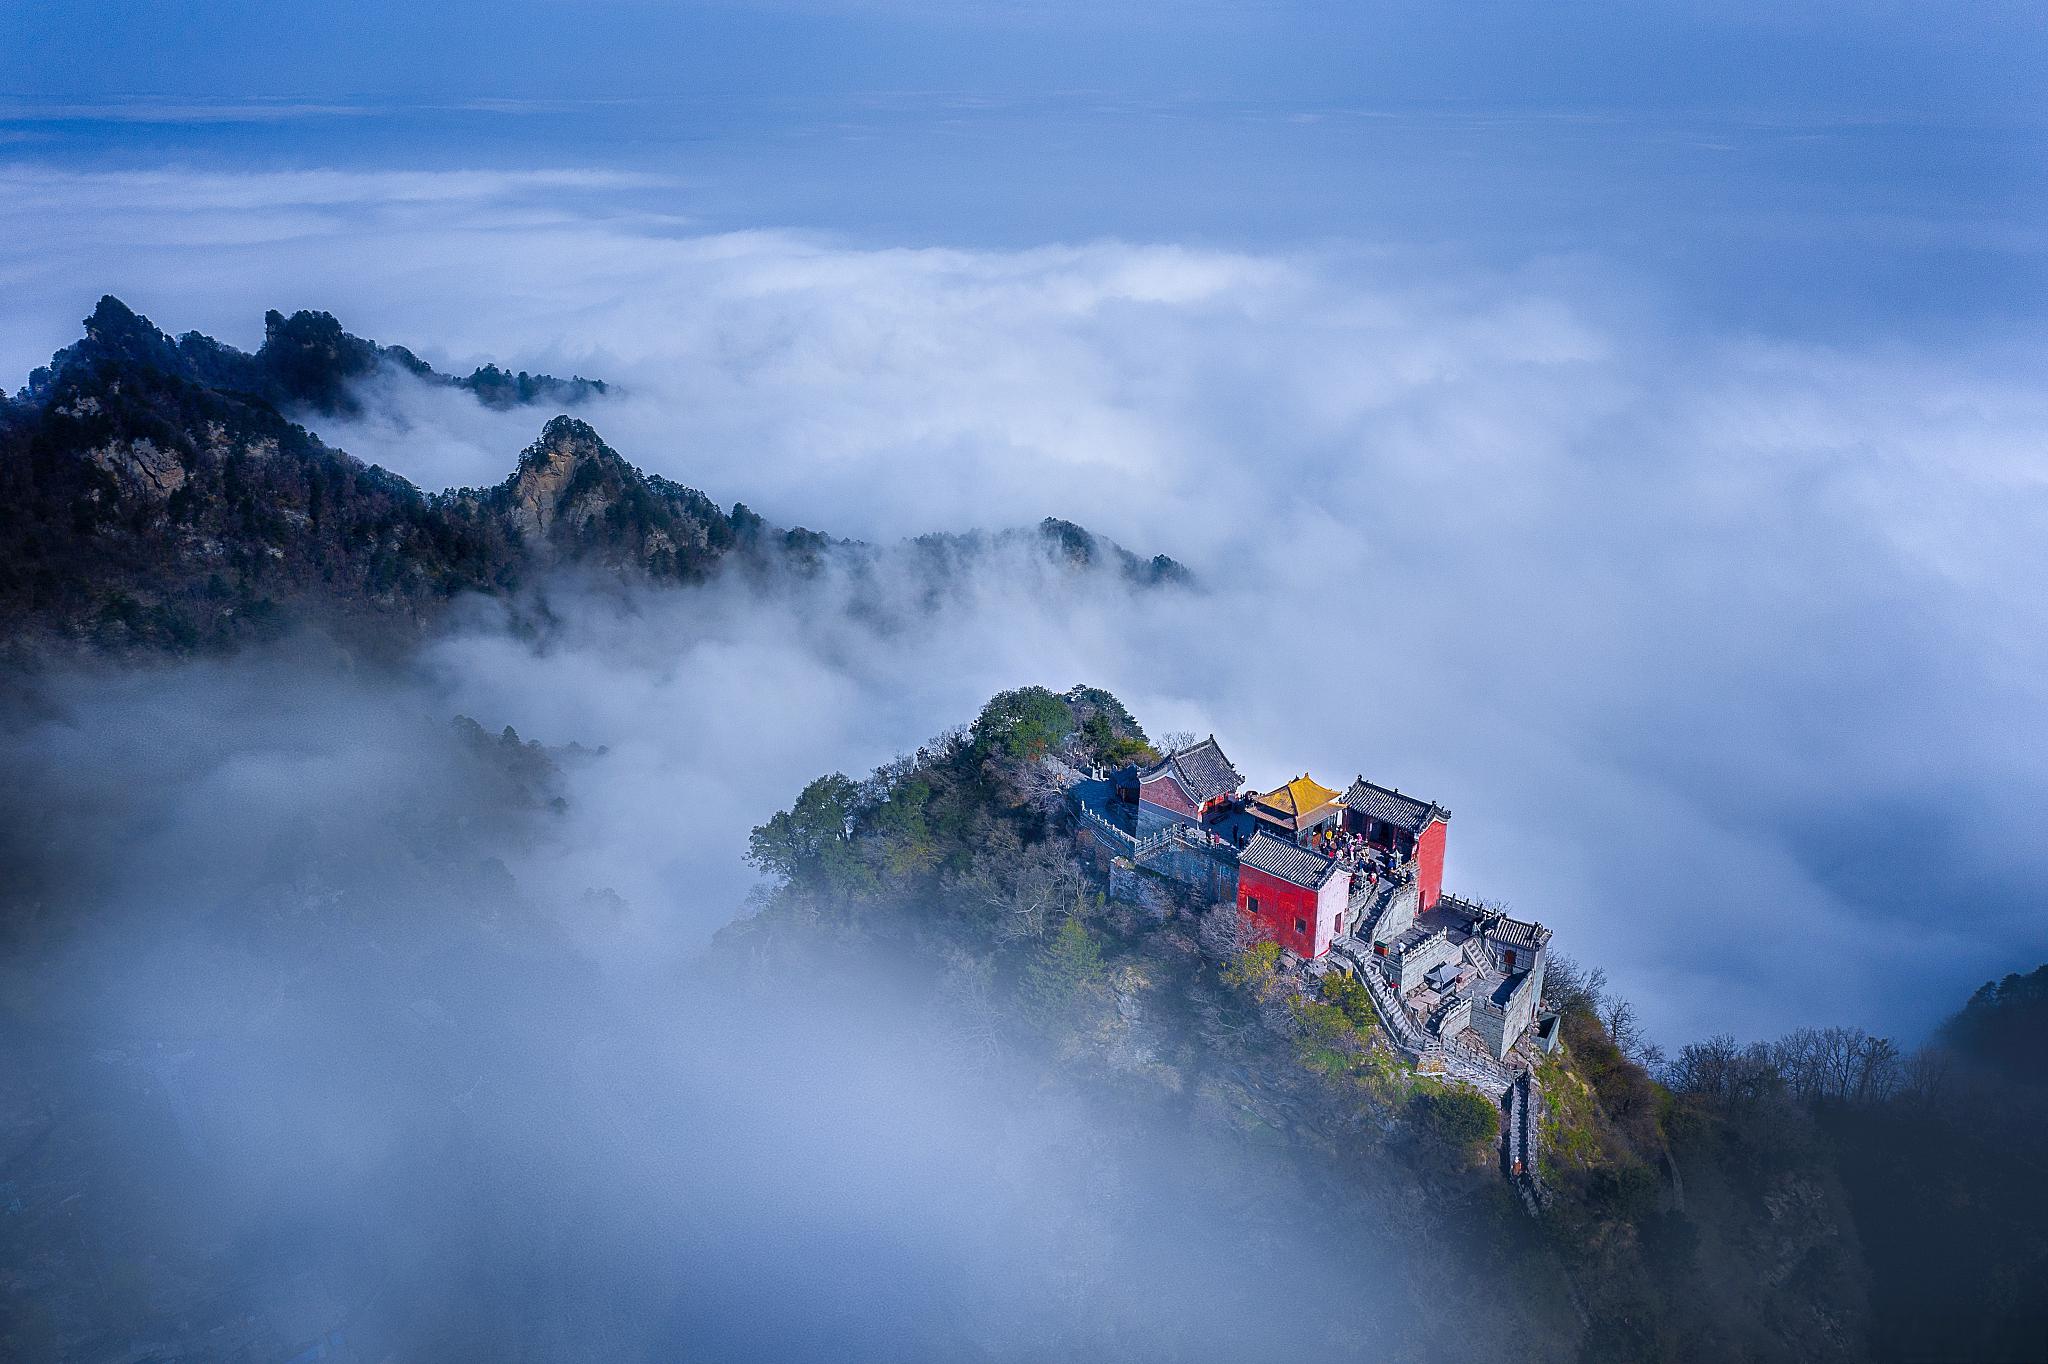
[0,298,1184,653]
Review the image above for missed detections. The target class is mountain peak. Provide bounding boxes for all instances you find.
[503,415,637,546]
[24,297,611,423]
[538,414,607,449]
[88,293,142,330]
[254,308,382,415]
[79,295,184,373]
[3,298,1188,649]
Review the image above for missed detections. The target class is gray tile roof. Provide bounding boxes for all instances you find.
[1489,917,1552,951]
[1439,895,1552,950]
[1342,777,1448,833]
[1238,830,1346,890]
[1142,735,1243,804]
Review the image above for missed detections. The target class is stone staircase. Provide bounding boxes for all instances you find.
[1328,934,1547,1211]
[1430,1045,1515,1095]
[1504,1072,1549,1213]
[1331,939,1429,1053]
[1329,937,1513,1094]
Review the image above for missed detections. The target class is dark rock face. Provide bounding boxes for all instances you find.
[0,298,1186,654]
[247,307,394,415]
[0,300,641,651]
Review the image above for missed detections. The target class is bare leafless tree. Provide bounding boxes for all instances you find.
[928,950,1006,1064]
[965,842,1089,947]
[1197,900,1259,962]
[1543,954,1607,1016]
[1898,1045,1959,1108]
[1601,998,1666,1068]
[1771,1026,1904,1105]
[1015,756,1075,818]
[1663,1033,1782,1104]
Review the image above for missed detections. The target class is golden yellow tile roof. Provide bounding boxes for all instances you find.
[1256,774,1341,819]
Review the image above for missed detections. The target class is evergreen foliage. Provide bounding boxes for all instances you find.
[969,686,1074,763]
[1409,1084,1501,1152]
[1021,914,1108,1026]
[745,774,865,890]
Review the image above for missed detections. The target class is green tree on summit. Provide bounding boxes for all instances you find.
[970,687,1073,764]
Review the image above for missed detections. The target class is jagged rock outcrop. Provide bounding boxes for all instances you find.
[458,416,736,579]
[21,296,607,420]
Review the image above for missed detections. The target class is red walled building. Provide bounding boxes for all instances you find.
[1129,736,1244,823]
[1341,778,1449,911]
[1236,830,1353,959]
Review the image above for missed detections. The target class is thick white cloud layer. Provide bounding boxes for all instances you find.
[5,164,2048,1044]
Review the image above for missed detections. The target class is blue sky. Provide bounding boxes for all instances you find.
[10,1,2045,112]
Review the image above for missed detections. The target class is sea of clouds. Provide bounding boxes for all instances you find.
[5,163,2047,1047]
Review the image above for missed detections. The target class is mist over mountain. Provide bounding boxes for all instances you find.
[0,297,1185,652]
[5,646,2044,1362]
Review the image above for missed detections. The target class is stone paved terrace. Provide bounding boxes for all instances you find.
[1069,775,1127,829]
[1337,899,1535,1081]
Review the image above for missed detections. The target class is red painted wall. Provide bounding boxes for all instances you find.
[1138,772,1198,819]
[1238,865,1325,959]
[1414,817,1447,911]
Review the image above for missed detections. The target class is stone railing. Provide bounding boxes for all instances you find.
[1394,927,1450,964]
[1131,826,1176,858]
[1338,942,1514,1085]
[1076,803,1138,855]
[1040,753,1095,789]
[1159,821,1235,855]
[1429,996,1473,1039]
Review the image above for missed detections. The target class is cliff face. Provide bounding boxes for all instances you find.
[464,417,737,580]
[0,298,737,651]
[0,299,500,650]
